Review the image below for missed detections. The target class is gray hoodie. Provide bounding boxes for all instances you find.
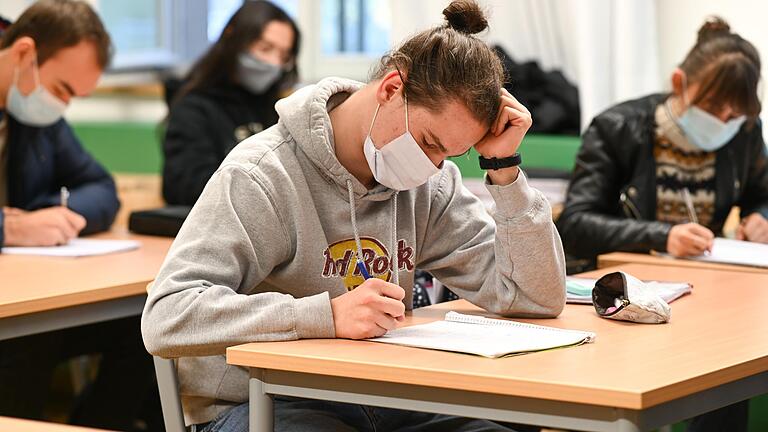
[141,77,566,425]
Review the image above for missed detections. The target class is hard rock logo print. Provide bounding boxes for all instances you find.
[322,237,414,290]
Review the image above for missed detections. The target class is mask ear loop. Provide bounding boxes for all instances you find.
[13,58,40,92]
[31,58,40,89]
[367,104,381,137]
[680,72,690,107]
[393,66,409,132]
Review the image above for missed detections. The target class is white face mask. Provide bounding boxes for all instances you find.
[237,53,282,94]
[363,96,440,190]
[6,61,67,127]
[674,76,746,152]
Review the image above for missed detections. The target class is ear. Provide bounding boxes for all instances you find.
[671,68,685,97]
[374,70,405,105]
[9,37,37,69]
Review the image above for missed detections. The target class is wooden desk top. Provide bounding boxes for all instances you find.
[0,230,172,318]
[0,416,115,432]
[227,263,768,410]
[598,251,768,274]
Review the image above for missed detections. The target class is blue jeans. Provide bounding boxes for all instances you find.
[195,397,514,432]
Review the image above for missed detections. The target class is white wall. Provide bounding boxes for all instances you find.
[657,0,768,141]
[2,0,32,21]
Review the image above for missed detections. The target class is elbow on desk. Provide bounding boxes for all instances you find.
[488,284,566,319]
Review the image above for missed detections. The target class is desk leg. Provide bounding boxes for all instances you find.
[616,410,641,432]
[249,368,273,432]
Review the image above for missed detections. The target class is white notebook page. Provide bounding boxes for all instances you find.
[371,312,595,358]
[2,239,140,257]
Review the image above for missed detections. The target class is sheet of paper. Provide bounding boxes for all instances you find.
[686,238,768,268]
[2,238,140,257]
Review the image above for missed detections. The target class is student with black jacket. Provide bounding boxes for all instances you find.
[558,17,768,264]
[557,17,767,432]
[162,0,300,206]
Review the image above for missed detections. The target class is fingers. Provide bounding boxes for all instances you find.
[38,225,69,247]
[688,223,714,240]
[492,90,532,136]
[501,88,530,115]
[375,295,406,319]
[687,223,714,252]
[493,105,532,136]
[742,215,768,242]
[373,312,398,331]
[53,211,79,240]
[371,279,406,301]
[668,223,714,257]
[62,208,87,233]
[681,234,710,255]
[736,224,746,240]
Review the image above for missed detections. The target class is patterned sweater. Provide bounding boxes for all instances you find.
[654,101,716,228]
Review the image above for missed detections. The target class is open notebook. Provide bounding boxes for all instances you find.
[370,311,596,358]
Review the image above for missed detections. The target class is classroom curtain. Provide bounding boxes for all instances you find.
[389,0,661,133]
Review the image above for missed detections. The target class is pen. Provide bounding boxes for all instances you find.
[681,188,698,225]
[356,259,371,279]
[60,186,69,208]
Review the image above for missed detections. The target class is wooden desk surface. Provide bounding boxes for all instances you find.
[0,230,172,319]
[227,263,768,410]
[0,416,115,432]
[599,251,768,274]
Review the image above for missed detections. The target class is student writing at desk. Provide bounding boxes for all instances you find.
[142,1,566,430]
[558,17,768,263]
[0,2,160,429]
[556,17,766,432]
[0,4,120,248]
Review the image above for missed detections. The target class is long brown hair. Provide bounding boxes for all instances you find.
[174,0,300,104]
[1,0,112,69]
[371,0,504,127]
[679,16,761,120]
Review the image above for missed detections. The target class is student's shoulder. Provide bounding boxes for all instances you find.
[216,125,297,185]
[169,87,236,117]
[424,160,464,200]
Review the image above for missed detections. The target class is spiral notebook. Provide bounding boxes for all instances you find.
[370,312,596,358]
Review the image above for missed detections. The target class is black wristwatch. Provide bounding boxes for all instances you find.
[478,153,522,170]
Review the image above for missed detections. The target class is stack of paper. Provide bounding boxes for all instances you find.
[566,277,691,304]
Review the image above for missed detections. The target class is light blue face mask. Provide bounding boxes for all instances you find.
[673,77,746,152]
[6,62,67,127]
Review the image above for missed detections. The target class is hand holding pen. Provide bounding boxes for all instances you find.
[329,258,406,339]
[666,188,714,257]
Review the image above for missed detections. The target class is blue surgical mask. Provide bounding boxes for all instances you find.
[673,76,746,152]
[6,62,67,127]
[237,53,282,94]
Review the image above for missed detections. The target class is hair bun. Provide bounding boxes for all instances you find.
[697,16,731,44]
[443,0,488,35]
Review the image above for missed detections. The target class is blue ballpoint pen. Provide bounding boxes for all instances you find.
[356,259,371,279]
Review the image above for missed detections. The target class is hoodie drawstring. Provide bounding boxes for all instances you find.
[346,179,399,286]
